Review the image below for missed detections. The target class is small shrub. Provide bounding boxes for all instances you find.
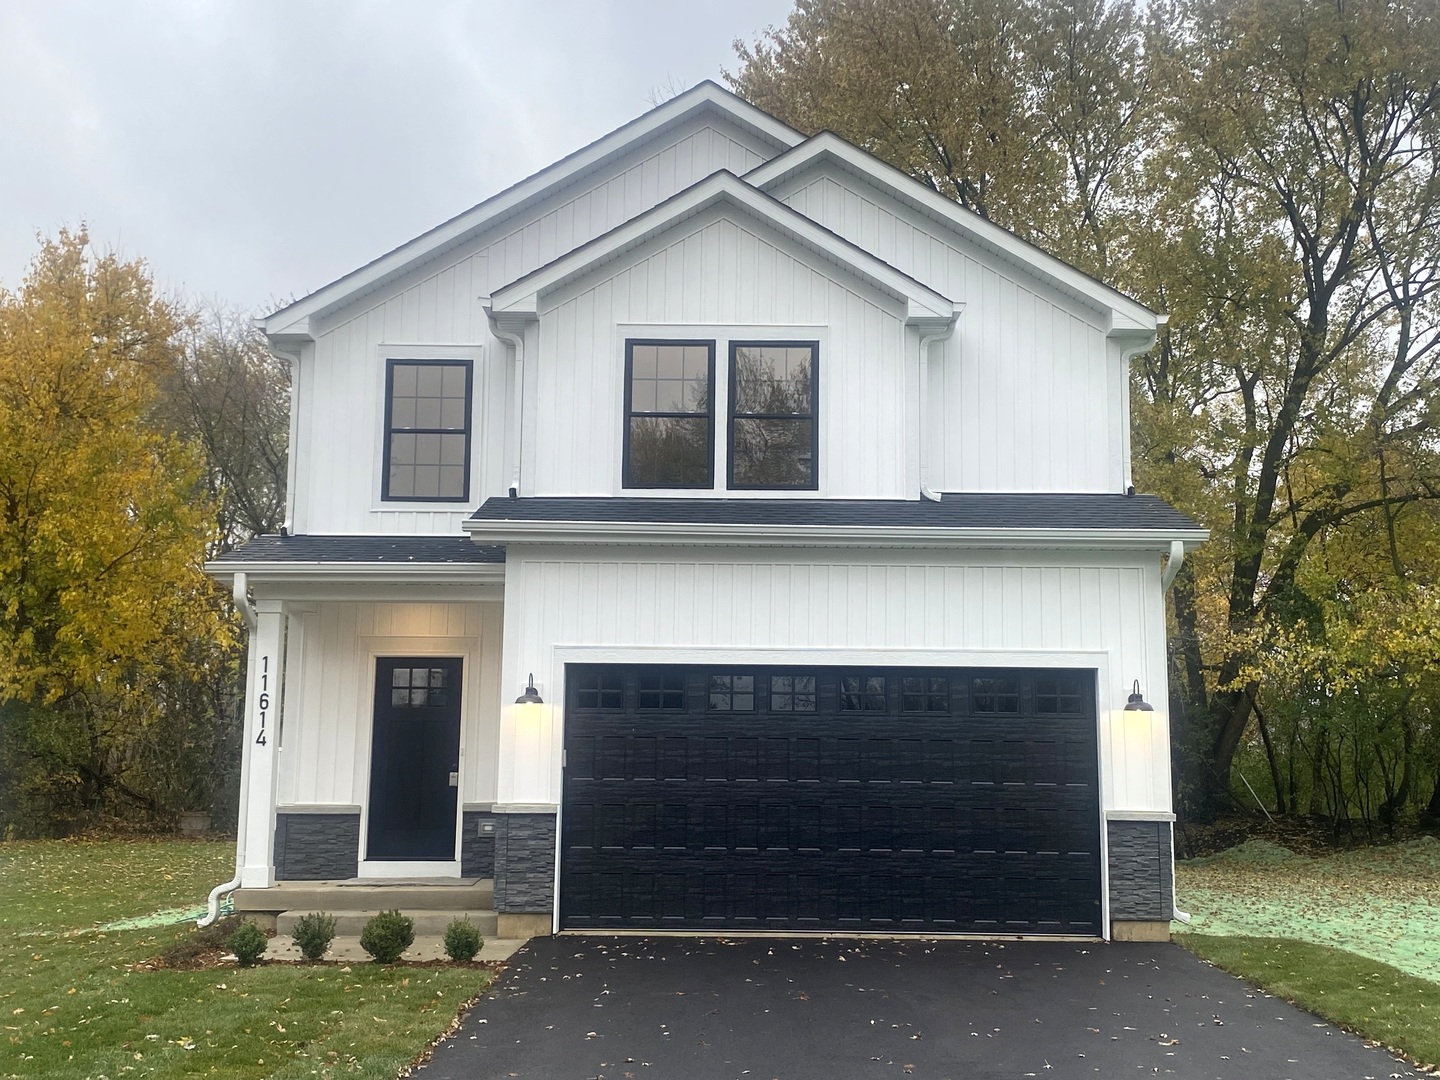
[443,917,482,962]
[230,921,268,967]
[359,909,413,963]
[291,912,336,962]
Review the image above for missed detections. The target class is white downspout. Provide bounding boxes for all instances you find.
[488,312,526,498]
[918,320,958,502]
[199,571,258,927]
[1159,539,1193,924]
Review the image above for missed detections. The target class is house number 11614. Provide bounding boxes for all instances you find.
[255,655,270,746]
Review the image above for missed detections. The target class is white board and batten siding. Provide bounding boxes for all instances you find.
[776,170,1125,494]
[276,601,503,809]
[529,208,915,499]
[291,115,780,535]
[496,545,1172,816]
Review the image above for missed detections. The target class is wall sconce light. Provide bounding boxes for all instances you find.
[515,673,544,706]
[1123,679,1154,712]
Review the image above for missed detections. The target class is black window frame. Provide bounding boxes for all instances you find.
[622,338,716,490]
[726,339,820,491]
[381,358,474,503]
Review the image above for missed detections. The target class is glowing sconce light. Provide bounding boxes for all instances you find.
[514,673,544,726]
[1123,680,1154,712]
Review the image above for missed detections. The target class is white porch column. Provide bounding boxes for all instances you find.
[238,599,286,888]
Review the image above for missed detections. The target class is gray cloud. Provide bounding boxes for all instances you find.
[0,0,792,312]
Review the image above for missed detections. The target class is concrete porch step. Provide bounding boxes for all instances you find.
[276,908,498,937]
[235,879,493,913]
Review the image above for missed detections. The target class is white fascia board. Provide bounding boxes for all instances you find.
[203,560,506,586]
[461,519,1209,552]
[488,171,955,323]
[262,83,802,335]
[746,134,1158,332]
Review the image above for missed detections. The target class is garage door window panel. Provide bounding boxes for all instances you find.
[839,675,887,712]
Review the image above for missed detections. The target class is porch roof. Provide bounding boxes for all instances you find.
[209,534,505,566]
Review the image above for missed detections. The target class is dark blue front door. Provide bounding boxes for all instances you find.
[367,657,463,860]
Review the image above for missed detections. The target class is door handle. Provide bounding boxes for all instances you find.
[448,770,459,787]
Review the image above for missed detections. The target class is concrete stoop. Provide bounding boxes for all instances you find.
[266,934,527,964]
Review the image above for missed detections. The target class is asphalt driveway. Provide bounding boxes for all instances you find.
[418,936,1417,1080]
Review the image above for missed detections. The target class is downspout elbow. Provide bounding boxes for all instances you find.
[232,571,258,634]
[1161,540,1185,592]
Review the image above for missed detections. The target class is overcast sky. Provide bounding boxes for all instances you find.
[0,0,794,313]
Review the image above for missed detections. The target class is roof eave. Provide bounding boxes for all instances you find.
[461,518,1210,551]
[747,134,1158,331]
[204,560,506,585]
[488,172,956,322]
[261,82,804,335]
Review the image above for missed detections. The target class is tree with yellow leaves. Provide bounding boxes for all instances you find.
[0,229,234,832]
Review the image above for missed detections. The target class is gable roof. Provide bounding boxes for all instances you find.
[263,82,804,339]
[744,132,1158,332]
[487,170,957,326]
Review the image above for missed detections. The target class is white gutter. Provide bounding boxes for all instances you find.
[1161,538,1186,591]
[198,572,258,927]
[203,561,506,585]
[918,319,959,502]
[462,518,1210,551]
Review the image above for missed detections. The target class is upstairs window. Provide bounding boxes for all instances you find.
[729,342,818,489]
[623,340,715,489]
[383,359,472,501]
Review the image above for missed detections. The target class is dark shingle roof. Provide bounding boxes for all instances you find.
[468,494,1203,532]
[211,535,504,564]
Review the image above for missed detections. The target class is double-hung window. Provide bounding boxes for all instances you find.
[383,359,472,501]
[623,340,715,488]
[728,341,818,489]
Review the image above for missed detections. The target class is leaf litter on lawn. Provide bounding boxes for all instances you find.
[1176,836,1440,982]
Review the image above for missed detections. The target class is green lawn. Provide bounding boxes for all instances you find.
[0,839,493,1080]
[1175,836,1440,981]
[1176,934,1440,1069]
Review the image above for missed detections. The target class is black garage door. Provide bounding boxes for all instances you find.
[560,664,1101,934]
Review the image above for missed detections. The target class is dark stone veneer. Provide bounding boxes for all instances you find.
[1107,819,1174,921]
[461,809,498,878]
[493,813,557,913]
[274,813,360,880]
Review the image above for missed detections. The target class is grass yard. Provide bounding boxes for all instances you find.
[1174,836,1440,1069]
[1177,935,1440,1069]
[1175,835,1440,981]
[0,839,493,1080]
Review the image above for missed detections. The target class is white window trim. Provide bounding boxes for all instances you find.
[370,343,486,512]
[612,324,829,498]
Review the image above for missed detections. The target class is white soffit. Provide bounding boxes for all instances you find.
[486,170,957,324]
[745,133,1159,332]
[263,82,804,339]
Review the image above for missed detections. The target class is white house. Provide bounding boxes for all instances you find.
[209,82,1205,942]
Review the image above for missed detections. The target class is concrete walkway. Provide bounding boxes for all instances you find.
[416,936,1418,1080]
